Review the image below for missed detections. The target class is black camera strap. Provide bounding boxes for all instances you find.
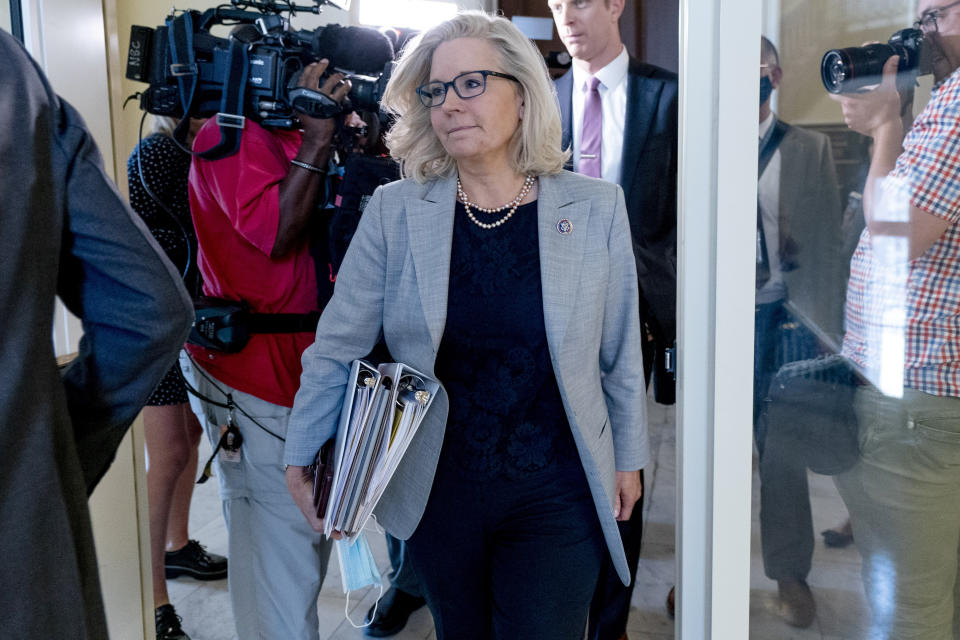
[167,12,199,147]
[248,311,322,334]
[759,118,790,177]
[188,297,321,353]
[196,38,250,160]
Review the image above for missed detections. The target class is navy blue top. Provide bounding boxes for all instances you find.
[434,200,579,481]
[127,134,200,298]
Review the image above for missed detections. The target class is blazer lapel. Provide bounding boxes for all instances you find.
[538,174,590,356]
[776,128,802,269]
[620,61,661,201]
[404,176,456,352]
[777,129,799,228]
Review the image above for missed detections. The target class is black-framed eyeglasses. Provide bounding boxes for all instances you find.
[415,70,520,108]
[914,0,960,33]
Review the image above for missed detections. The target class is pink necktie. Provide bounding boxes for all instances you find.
[578,76,602,178]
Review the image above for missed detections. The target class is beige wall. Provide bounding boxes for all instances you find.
[1,3,11,33]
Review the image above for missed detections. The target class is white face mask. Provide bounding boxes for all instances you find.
[336,531,384,627]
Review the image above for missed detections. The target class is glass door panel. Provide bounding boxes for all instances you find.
[749,2,959,639]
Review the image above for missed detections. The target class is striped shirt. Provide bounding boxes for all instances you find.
[843,67,960,396]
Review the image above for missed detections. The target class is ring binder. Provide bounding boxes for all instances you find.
[316,360,439,539]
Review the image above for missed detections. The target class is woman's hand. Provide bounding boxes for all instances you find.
[614,470,643,521]
[285,465,343,539]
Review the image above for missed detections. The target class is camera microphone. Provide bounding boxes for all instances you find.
[312,25,395,75]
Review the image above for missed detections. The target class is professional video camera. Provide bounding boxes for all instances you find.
[821,28,931,94]
[125,0,395,152]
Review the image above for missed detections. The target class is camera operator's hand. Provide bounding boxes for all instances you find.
[272,59,352,259]
[296,59,352,150]
[830,55,905,140]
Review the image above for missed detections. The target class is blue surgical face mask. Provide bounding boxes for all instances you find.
[336,532,383,627]
[760,75,774,106]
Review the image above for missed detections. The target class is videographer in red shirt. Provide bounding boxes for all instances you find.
[187,59,350,640]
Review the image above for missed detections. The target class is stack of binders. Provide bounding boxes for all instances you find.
[322,360,439,540]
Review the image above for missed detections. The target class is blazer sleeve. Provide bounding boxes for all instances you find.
[55,99,194,493]
[284,185,389,465]
[600,186,651,472]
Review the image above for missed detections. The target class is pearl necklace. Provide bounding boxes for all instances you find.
[457,175,535,230]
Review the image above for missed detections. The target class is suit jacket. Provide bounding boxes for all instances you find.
[771,121,844,342]
[0,31,193,638]
[556,57,678,403]
[286,171,651,584]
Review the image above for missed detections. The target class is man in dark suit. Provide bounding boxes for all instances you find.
[549,1,678,638]
[0,29,194,638]
[753,36,843,629]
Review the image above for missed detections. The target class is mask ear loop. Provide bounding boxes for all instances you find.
[344,581,384,628]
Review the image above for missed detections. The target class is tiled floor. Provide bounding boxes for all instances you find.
[168,394,871,640]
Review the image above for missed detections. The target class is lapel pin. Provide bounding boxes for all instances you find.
[557,218,573,235]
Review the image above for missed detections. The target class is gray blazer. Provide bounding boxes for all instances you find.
[286,170,650,584]
[774,123,844,342]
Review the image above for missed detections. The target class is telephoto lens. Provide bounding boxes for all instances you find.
[821,28,924,94]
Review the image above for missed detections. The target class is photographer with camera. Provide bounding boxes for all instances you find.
[186,58,350,640]
[829,1,960,637]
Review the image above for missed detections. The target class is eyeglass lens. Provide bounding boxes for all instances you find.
[915,13,937,32]
[419,72,487,107]
[916,0,960,32]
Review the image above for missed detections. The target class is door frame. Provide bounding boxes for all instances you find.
[676,0,761,637]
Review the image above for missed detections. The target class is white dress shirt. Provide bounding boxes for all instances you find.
[571,46,629,185]
[757,111,786,303]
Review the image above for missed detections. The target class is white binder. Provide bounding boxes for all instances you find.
[323,360,439,539]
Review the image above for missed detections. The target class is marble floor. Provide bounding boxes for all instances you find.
[166,395,871,640]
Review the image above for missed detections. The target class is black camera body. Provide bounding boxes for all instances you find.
[126,3,394,129]
[821,28,928,94]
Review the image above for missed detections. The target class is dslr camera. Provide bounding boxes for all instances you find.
[125,0,395,134]
[821,27,930,94]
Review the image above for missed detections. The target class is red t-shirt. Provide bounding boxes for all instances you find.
[186,119,318,407]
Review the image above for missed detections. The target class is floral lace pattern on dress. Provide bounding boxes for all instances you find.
[435,201,579,481]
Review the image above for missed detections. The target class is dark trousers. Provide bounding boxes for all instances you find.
[384,533,422,598]
[405,460,604,640]
[586,336,654,640]
[754,301,814,581]
[587,470,645,640]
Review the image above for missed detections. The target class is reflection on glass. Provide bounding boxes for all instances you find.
[754,1,960,639]
[752,28,848,632]
[1,1,12,36]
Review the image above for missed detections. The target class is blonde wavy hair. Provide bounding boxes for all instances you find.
[148,115,179,137]
[381,11,569,182]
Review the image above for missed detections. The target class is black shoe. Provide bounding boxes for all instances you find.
[363,586,427,638]
[165,539,228,580]
[776,579,816,628]
[821,528,854,548]
[155,604,190,640]
[821,520,855,549]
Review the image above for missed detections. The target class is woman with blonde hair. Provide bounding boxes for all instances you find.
[285,11,649,638]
